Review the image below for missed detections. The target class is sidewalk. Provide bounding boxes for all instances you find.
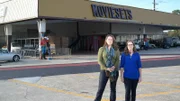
[0,47,180,68]
[139,47,180,55]
[1,54,180,68]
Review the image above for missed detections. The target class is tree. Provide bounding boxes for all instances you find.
[172,10,180,15]
[168,10,180,37]
[168,30,180,37]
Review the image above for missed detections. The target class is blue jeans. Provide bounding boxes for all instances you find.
[41,46,46,59]
[41,46,46,54]
[94,70,119,101]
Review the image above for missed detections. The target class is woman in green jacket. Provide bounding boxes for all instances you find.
[94,34,120,101]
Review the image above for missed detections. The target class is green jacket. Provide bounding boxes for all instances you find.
[98,47,120,71]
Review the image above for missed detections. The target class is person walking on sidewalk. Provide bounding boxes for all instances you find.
[120,40,142,101]
[45,36,51,56]
[40,37,47,59]
[94,34,120,101]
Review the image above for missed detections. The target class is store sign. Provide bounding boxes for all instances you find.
[0,6,6,17]
[91,4,133,20]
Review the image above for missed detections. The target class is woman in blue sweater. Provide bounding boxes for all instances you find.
[120,40,142,101]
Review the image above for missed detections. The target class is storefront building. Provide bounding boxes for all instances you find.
[0,0,180,54]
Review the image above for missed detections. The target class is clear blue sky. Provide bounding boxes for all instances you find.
[91,0,180,13]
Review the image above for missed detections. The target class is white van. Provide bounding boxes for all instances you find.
[11,42,22,52]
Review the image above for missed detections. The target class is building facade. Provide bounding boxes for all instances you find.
[0,0,180,54]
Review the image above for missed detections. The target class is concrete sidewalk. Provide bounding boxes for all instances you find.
[0,47,180,68]
[1,54,180,68]
[139,47,180,55]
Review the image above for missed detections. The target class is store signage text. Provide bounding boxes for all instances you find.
[91,4,133,20]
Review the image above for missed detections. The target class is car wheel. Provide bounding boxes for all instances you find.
[13,55,20,62]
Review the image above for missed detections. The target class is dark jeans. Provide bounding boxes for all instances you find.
[144,45,148,50]
[41,53,46,59]
[124,77,139,101]
[94,70,119,101]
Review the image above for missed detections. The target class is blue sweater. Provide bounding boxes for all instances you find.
[120,52,142,79]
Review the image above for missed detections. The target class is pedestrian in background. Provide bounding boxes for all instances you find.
[40,37,47,59]
[45,37,51,56]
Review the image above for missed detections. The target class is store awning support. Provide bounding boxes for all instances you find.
[37,19,46,50]
[4,24,12,52]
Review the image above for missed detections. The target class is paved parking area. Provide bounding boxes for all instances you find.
[0,65,180,101]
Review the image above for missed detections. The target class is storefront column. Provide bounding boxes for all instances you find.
[4,24,12,52]
[37,19,46,50]
[143,26,147,39]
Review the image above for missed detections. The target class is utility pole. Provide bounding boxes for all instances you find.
[153,0,156,11]
[153,0,166,11]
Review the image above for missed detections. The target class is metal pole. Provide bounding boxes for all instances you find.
[154,0,155,11]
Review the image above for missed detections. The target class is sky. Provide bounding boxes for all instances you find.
[91,0,180,13]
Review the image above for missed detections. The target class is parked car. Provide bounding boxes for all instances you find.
[162,37,173,49]
[133,39,144,50]
[0,49,21,62]
[135,43,140,51]
[118,41,140,51]
[134,42,140,51]
[149,44,156,49]
[176,40,180,46]
[117,42,126,51]
[133,39,141,44]
[172,37,180,46]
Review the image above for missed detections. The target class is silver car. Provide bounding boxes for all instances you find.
[0,49,21,62]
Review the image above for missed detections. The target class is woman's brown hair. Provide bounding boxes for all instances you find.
[124,40,137,55]
[103,34,119,50]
